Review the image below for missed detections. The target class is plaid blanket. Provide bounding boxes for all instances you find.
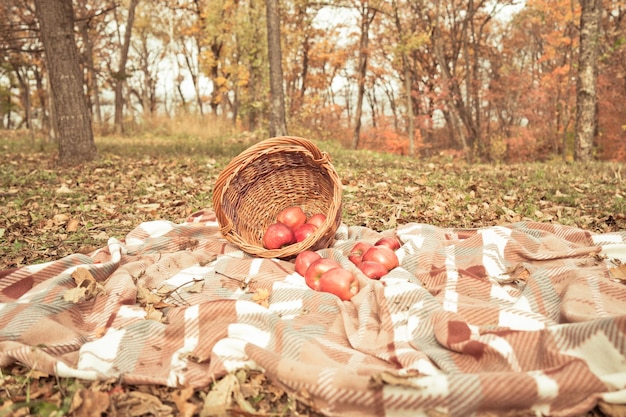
[1,209,626,416]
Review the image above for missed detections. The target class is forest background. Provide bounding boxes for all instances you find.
[1,0,625,163]
[1,1,626,415]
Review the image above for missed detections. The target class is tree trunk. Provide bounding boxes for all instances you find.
[113,0,139,135]
[391,0,415,156]
[33,0,96,166]
[13,67,32,133]
[574,0,601,161]
[34,69,51,135]
[183,52,204,115]
[265,0,288,137]
[352,3,376,150]
[432,25,468,156]
[79,19,103,126]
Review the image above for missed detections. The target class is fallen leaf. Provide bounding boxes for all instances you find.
[137,286,165,305]
[171,386,198,417]
[113,391,173,417]
[239,371,264,399]
[137,203,161,211]
[63,268,105,303]
[185,280,204,293]
[53,213,70,225]
[200,374,238,417]
[252,288,270,308]
[69,389,110,417]
[91,231,109,240]
[55,184,72,194]
[264,379,286,401]
[67,218,80,232]
[63,287,90,303]
[369,371,421,389]
[94,326,107,338]
[609,264,626,281]
[144,304,164,322]
[496,263,530,284]
[72,267,96,288]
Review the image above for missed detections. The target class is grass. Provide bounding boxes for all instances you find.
[0,129,624,416]
[1,131,625,267]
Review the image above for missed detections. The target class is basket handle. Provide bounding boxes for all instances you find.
[212,136,333,240]
[259,136,332,164]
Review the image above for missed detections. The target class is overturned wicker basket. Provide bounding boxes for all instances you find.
[212,136,343,258]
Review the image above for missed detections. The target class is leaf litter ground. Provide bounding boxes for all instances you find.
[0,135,625,416]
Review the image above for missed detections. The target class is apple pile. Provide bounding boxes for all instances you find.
[262,206,327,250]
[348,236,401,279]
[293,236,401,301]
[295,251,360,301]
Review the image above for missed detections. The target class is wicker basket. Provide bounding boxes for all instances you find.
[212,136,343,258]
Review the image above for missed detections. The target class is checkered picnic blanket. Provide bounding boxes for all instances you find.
[1,209,626,416]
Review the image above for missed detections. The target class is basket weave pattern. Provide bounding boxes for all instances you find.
[213,136,343,258]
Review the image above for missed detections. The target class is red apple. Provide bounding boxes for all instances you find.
[348,241,373,267]
[304,258,341,291]
[294,223,318,242]
[294,250,321,276]
[277,206,307,230]
[358,260,388,280]
[307,213,327,228]
[262,222,296,249]
[375,236,401,251]
[319,268,360,301]
[362,245,399,271]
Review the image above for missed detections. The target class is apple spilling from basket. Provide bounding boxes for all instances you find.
[262,206,327,249]
[294,235,401,301]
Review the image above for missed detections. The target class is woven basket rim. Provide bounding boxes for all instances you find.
[212,136,342,258]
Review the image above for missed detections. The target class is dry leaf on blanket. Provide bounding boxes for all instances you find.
[495,263,530,284]
[64,268,105,303]
[179,237,200,251]
[609,264,626,282]
[252,288,270,308]
[184,279,205,293]
[144,304,165,322]
[137,286,164,304]
[71,267,93,286]
[590,250,607,261]
[137,287,163,305]
[137,286,173,308]
[369,371,422,389]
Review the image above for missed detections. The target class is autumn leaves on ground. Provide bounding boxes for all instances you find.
[1,132,625,416]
